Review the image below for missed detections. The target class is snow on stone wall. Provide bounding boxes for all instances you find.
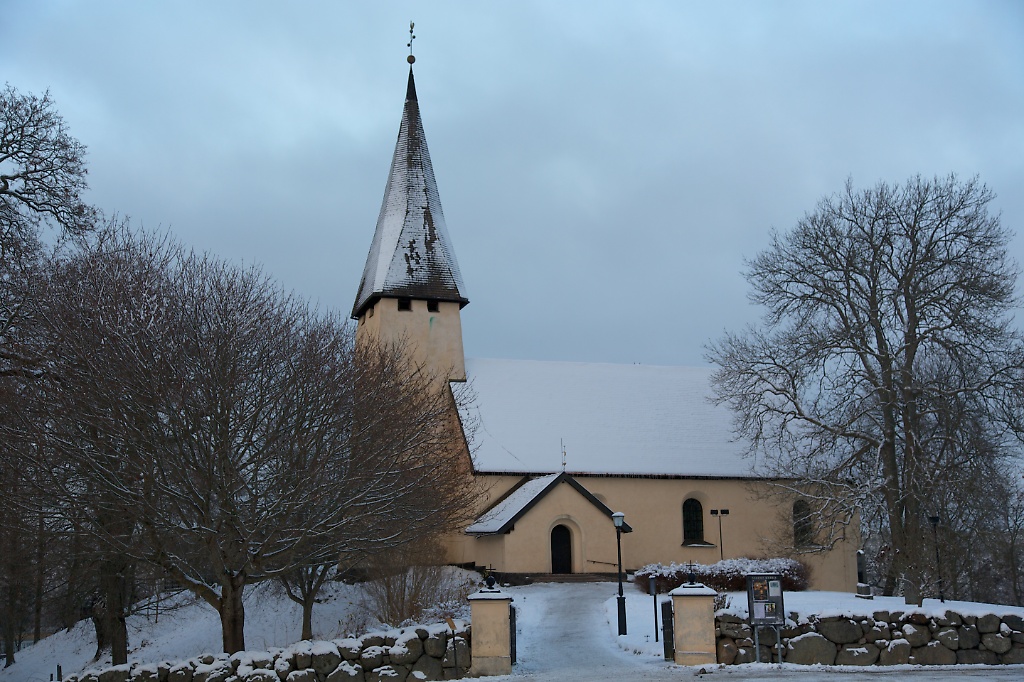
[67,621,471,682]
[715,609,1024,666]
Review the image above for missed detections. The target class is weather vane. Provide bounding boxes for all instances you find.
[407,21,416,64]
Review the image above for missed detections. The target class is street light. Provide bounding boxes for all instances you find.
[928,515,945,603]
[711,509,730,561]
[612,511,627,636]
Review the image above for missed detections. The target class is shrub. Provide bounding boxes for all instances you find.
[359,541,476,626]
[634,558,809,594]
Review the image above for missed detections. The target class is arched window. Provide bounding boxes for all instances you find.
[793,500,814,547]
[682,498,704,545]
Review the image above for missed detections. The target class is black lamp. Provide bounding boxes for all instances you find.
[613,511,627,635]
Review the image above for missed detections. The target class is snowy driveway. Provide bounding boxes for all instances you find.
[482,581,1023,682]
[508,582,671,679]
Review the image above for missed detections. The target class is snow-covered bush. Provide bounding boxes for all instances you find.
[634,557,809,593]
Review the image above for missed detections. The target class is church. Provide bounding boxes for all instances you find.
[350,62,858,593]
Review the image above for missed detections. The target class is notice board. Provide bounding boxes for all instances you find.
[746,573,785,626]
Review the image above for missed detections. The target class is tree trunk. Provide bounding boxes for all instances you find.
[0,465,20,667]
[3,588,16,668]
[902,575,922,606]
[882,564,898,596]
[33,511,44,643]
[899,371,925,607]
[61,518,85,631]
[281,564,331,641]
[301,596,315,641]
[219,577,246,654]
[3,628,14,667]
[1007,537,1022,607]
[897,521,924,606]
[99,556,130,664]
[89,596,109,661]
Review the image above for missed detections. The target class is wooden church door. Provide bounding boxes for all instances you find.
[551,524,572,574]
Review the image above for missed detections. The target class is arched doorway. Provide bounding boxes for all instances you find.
[550,524,572,574]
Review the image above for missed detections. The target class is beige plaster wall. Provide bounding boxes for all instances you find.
[356,297,466,382]
[505,480,621,574]
[449,474,859,592]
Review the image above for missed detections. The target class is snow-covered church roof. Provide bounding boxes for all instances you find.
[352,68,467,319]
[460,358,754,478]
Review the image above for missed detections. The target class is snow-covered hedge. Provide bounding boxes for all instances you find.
[634,558,809,594]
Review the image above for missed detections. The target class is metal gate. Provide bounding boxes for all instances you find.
[661,600,674,660]
[510,602,517,665]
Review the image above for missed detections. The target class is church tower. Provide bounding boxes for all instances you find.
[352,62,469,382]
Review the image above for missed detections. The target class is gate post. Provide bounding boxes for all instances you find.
[468,578,514,676]
[669,581,718,666]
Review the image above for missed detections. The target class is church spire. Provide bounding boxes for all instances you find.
[351,53,467,320]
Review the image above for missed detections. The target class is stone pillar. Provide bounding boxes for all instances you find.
[468,586,514,676]
[669,582,718,666]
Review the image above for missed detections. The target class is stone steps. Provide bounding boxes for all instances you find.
[497,569,614,581]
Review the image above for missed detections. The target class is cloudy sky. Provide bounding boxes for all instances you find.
[3,1,1022,366]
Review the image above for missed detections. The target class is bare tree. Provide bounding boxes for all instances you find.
[278,346,478,640]
[0,403,32,667]
[0,86,97,663]
[0,310,65,668]
[147,260,476,653]
[27,223,180,664]
[1,84,96,377]
[708,175,1024,604]
[0,84,96,237]
[279,564,336,641]
[36,229,479,654]
[994,472,1024,605]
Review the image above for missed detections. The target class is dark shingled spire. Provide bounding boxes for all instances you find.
[352,66,467,319]
[406,67,417,102]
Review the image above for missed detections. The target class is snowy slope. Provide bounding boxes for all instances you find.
[0,576,467,682]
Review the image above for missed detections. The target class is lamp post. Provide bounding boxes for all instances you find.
[928,515,945,603]
[711,509,730,561]
[613,511,627,636]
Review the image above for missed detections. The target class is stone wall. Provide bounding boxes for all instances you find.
[66,623,471,682]
[716,610,1024,666]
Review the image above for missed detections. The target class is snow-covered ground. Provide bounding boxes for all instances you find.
[4,577,1023,682]
[500,581,1024,682]
[602,582,1024,661]
[0,575,469,682]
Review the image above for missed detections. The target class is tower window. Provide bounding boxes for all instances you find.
[397,298,412,311]
[367,305,374,318]
[682,498,705,545]
[427,300,439,313]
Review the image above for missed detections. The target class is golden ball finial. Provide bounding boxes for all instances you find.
[407,54,415,64]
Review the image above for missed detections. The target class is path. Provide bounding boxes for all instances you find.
[508,581,670,679]
[481,581,1023,682]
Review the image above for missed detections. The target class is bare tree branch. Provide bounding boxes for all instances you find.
[708,174,1024,604]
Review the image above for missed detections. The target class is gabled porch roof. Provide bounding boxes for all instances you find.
[466,472,634,536]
